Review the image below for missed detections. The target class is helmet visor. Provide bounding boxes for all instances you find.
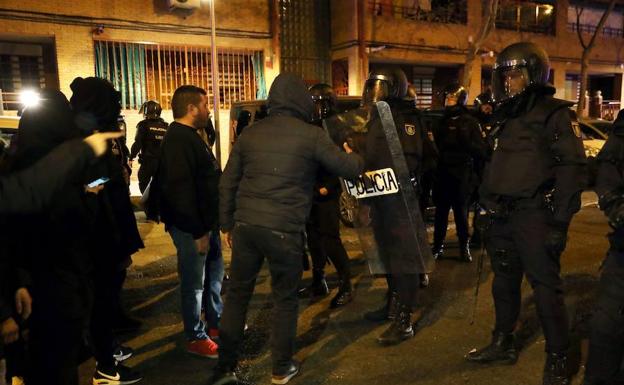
[493,67,529,102]
[362,79,390,105]
[311,97,332,122]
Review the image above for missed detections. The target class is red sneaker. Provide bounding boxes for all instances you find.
[186,338,218,359]
[209,328,219,339]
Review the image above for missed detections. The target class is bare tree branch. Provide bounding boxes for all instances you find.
[576,5,587,49]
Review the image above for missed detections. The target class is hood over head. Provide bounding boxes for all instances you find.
[70,76,121,134]
[14,89,80,170]
[267,73,314,122]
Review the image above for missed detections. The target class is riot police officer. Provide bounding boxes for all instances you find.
[129,100,168,193]
[466,42,587,385]
[300,83,354,308]
[583,109,624,385]
[432,84,485,262]
[340,67,433,345]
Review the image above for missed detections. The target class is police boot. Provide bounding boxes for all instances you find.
[298,269,329,297]
[465,331,518,364]
[432,244,444,260]
[460,244,473,263]
[542,353,570,385]
[377,304,414,346]
[330,280,353,309]
[364,291,399,322]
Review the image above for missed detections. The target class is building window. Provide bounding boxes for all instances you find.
[496,1,555,35]
[370,0,467,25]
[94,40,264,110]
[279,0,331,85]
[413,77,433,109]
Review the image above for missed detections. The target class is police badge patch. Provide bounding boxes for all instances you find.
[405,124,416,136]
[571,121,582,138]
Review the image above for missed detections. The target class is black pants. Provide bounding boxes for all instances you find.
[433,175,470,249]
[584,250,624,383]
[137,159,158,194]
[386,274,419,309]
[27,276,88,385]
[28,315,84,385]
[218,223,303,374]
[487,208,569,354]
[90,262,126,369]
[306,198,351,289]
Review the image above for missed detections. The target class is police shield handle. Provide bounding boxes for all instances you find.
[84,132,124,156]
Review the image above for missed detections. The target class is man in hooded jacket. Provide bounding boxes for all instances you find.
[212,73,363,385]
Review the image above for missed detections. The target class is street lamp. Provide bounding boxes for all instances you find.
[202,0,221,163]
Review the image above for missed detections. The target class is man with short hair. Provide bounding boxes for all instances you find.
[157,85,221,358]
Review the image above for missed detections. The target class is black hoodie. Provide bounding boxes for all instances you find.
[219,73,364,233]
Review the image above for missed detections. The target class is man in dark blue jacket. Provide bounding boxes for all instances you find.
[212,74,363,385]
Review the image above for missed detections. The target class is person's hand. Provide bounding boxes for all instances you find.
[546,221,569,256]
[85,185,105,195]
[343,142,353,154]
[0,317,19,344]
[222,231,232,249]
[83,132,123,157]
[319,187,329,196]
[195,233,209,254]
[15,288,32,320]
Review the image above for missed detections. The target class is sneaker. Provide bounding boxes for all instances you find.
[187,338,218,359]
[271,361,300,385]
[210,366,238,385]
[113,345,134,362]
[209,328,219,340]
[93,364,142,385]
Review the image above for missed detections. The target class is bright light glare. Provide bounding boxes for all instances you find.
[543,5,554,15]
[20,90,41,108]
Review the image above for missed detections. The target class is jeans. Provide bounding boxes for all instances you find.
[169,226,209,341]
[0,359,6,385]
[203,231,224,329]
[218,223,303,374]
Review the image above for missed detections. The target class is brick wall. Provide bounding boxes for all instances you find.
[0,0,279,164]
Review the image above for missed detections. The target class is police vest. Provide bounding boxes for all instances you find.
[483,96,573,198]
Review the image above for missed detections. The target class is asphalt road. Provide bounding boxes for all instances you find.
[78,192,613,385]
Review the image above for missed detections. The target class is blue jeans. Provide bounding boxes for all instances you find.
[203,231,224,329]
[169,226,209,341]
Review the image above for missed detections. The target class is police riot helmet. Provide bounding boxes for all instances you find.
[362,67,408,105]
[442,84,467,107]
[474,91,493,109]
[406,84,418,108]
[309,83,337,122]
[140,100,162,119]
[492,42,550,103]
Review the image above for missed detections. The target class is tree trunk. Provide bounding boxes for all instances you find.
[577,52,590,116]
[463,46,477,92]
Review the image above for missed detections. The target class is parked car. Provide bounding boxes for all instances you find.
[578,118,608,159]
[0,115,19,149]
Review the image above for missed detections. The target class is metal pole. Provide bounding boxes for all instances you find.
[209,0,221,163]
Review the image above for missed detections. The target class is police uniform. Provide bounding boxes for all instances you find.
[467,42,587,385]
[584,115,624,385]
[363,99,432,345]
[130,117,168,193]
[433,106,485,261]
[299,84,355,309]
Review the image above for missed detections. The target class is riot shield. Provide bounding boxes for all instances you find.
[324,102,434,275]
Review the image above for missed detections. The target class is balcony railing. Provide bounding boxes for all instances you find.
[369,0,467,25]
[568,22,624,38]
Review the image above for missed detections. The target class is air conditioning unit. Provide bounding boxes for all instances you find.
[167,0,200,10]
